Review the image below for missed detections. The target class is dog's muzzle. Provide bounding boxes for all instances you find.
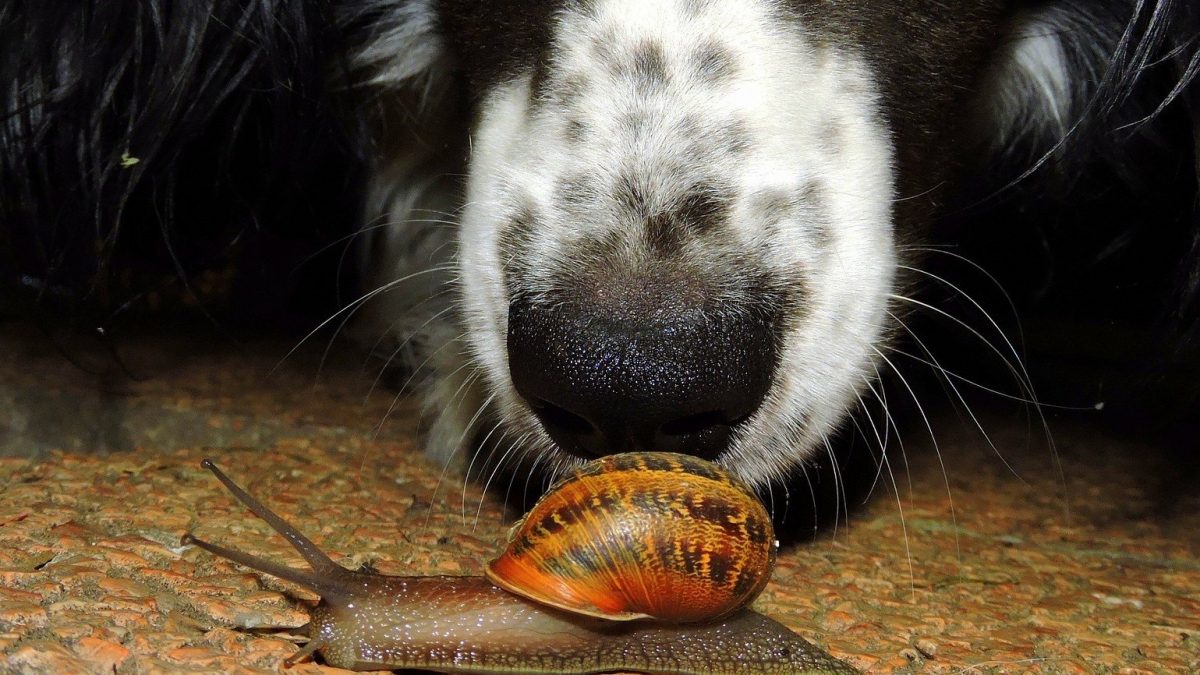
[507,282,780,460]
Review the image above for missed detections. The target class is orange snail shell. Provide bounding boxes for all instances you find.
[484,452,778,622]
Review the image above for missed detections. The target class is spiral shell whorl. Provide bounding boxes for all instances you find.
[485,452,777,622]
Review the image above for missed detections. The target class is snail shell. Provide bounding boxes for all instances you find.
[485,452,777,622]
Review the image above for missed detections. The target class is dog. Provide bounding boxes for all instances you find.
[3,1,1197,498]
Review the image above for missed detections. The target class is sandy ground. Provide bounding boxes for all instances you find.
[0,326,1198,674]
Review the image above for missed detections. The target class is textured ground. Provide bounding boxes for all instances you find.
[0,325,1198,674]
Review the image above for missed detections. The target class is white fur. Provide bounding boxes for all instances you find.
[973,2,1118,151]
[349,0,448,90]
[456,0,896,486]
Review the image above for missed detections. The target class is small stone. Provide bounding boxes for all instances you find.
[914,637,938,657]
[72,636,132,670]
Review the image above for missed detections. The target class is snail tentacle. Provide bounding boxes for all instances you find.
[179,533,342,601]
[282,638,326,668]
[197,458,347,578]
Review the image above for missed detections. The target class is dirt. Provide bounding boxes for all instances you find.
[0,326,1197,673]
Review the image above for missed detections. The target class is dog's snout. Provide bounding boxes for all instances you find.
[507,288,779,460]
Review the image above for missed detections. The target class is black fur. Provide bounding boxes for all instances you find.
[0,1,363,326]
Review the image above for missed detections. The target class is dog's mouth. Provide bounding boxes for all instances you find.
[526,396,758,460]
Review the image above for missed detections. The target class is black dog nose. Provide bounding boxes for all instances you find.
[507,289,779,460]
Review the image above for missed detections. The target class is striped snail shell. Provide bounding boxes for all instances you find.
[484,452,778,622]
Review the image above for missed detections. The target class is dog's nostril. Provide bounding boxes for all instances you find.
[532,401,596,437]
[530,399,612,458]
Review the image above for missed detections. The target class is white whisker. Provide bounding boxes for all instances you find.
[273,264,458,375]
[870,343,962,559]
[888,307,1031,486]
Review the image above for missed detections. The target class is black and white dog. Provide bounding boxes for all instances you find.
[3,2,1197,494]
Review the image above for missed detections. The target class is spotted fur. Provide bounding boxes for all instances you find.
[352,0,1199,489]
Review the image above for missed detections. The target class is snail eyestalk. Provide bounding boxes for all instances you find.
[185,458,357,604]
[198,459,346,577]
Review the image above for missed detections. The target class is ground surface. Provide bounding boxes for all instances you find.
[0,325,1198,674]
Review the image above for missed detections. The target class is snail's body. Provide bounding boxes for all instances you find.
[307,574,851,673]
[183,455,858,674]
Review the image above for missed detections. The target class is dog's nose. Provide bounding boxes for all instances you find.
[507,290,779,460]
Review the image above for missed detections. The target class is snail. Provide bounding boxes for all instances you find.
[181,452,858,674]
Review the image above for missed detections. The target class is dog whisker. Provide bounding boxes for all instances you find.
[887,306,1033,486]
[422,370,487,530]
[869,344,963,560]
